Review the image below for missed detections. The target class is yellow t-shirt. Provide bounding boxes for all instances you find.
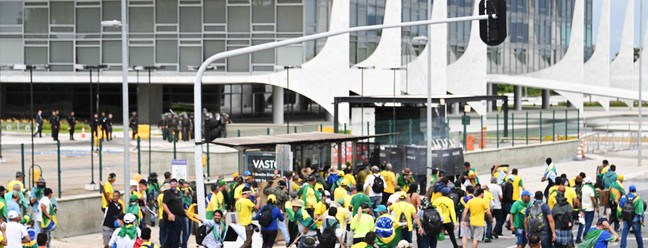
[390,201,417,230]
[351,213,375,238]
[344,174,357,186]
[236,198,255,226]
[207,191,225,214]
[102,181,113,209]
[343,195,352,209]
[467,170,478,185]
[291,181,301,193]
[548,188,578,209]
[483,190,494,205]
[7,180,24,192]
[380,171,396,194]
[314,201,327,228]
[352,242,370,248]
[466,197,489,227]
[334,187,349,202]
[431,192,442,202]
[512,175,523,201]
[157,193,164,220]
[336,206,350,227]
[304,186,317,208]
[601,165,610,174]
[433,196,457,224]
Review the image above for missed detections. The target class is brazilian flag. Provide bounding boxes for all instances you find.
[375,215,402,248]
[41,203,57,231]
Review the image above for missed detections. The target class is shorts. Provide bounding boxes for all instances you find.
[515,229,527,245]
[468,226,484,241]
[102,226,115,246]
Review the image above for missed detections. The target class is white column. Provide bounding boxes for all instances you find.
[273,86,284,124]
[514,86,522,111]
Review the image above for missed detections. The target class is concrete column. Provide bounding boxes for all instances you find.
[137,84,163,124]
[486,83,493,112]
[273,86,284,124]
[541,89,551,109]
[514,85,522,111]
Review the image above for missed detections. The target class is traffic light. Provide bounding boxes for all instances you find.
[479,0,507,46]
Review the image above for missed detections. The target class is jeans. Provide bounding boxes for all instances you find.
[493,208,504,236]
[370,196,381,209]
[181,216,190,248]
[539,231,552,248]
[544,180,554,199]
[417,232,437,248]
[277,219,290,246]
[485,215,493,240]
[159,219,167,246]
[164,218,182,248]
[620,221,643,248]
[577,211,595,241]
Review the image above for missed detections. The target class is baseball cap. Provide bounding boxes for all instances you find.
[124,213,136,224]
[441,187,450,196]
[584,177,593,184]
[340,180,348,186]
[7,210,19,220]
[129,179,138,187]
[217,179,226,186]
[374,205,387,213]
[267,194,277,203]
[243,170,252,177]
[630,185,637,192]
[521,190,532,197]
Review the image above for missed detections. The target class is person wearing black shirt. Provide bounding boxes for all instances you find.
[102,191,124,248]
[49,110,60,141]
[91,113,100,139]
[33,110,43,138]
[67,112,76,141]
[502,176,514,232]
[129,112,138,140]
[106,113,113,141]
[162,179,185,248]
[100,112,107,141]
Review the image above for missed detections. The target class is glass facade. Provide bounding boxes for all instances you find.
[350,0,385,64]
[0,0,332,72]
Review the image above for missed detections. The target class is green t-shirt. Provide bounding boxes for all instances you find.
[510,199,528,229]
[350,193,371,216]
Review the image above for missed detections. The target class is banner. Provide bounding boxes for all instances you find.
[244,152,276,183]
[171,159,188,180]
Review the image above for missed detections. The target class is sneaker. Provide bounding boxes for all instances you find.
[484,239,492,243]
[575,240,582,244]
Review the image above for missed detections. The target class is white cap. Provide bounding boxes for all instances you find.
[124,213,136,224]
[130,179,138,187]
[7,210,19,220]
[584,177,593,184]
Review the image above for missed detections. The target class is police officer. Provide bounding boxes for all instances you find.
[91,113,100,139]
[158,113,168,141]
[180,113,191,142]
[33,110,43,138]
[129,112,138,140]
[106,113,113,141]
[167,114,179,143]
[67,111,76,141]
[100,112,108,141]
[50,110,60,141]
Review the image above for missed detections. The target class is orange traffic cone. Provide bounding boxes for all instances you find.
[81,127,86,138]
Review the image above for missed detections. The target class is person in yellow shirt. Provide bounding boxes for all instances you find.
[380,164,398,205]
[157,183,169,241]
[461,188,492,248]
[234,171,256,201]
[301,176,319,216]
[100,173,117,211]
[343,167,357,187]
[235,187,260,248]
[433,188,459,248]
[511,169,525,201]
[7,172,24,193]
[351,202,375,244]
[390,194,424,243]
[333,198,350,228]
[206,180,227,219]
[313,191,331,228]
[463,162,480,186]
[334,181,350,202]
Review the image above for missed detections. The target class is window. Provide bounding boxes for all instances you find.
[76,8,101,33]
[0,1,23,25]
[50,41,74,63]
[24,8,48,33]
[51,2,74,25]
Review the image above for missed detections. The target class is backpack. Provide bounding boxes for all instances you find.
[372,175,385,193]
[320,218,339,247]
[375,215,394,238]
[554,194,573,229]
[258,206,274,227]
[422,207,443,236]
[449,192,460,209]
[196,223,214,246]
[622,195,637,222]
[527,201,545,233]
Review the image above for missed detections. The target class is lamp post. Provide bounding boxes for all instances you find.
[385,67,406,144]
[462,104,471,150]
[11,64,49,186]
[275,66,301,134]
[134,65,165,175]
[352,66,375,136]
[640,0,643,167]
[0,65,10,162]
[412,27,432,181]
[74,64,108,185]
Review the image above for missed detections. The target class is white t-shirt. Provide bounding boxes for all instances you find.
[108,226,142,248]
[5,222,28,248]
[488,184,503,210]
[37,196,51,222]
[363,174,386,197]
[581,185,596,211]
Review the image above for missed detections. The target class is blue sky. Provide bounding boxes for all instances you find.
[599,0,648,55]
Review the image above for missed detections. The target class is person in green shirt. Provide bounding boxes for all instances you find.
[349,186,371,216]
[510,190,532,248]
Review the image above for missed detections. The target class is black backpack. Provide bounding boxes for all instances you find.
[258,205,274,227]
[553,202,573,230]
[319,218,339,247]
[196,224,213,246]
[622,195,637,222]
[527,201,545,233]
[422,207,443,236]
[372,175,385,193]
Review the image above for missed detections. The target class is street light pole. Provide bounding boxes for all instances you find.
[640,0,643,167]
[278,65,301,134]
[386,67,406,144]
[426,0,433,187]
[75,64,107,184]
[353,66,375,137]
[134,65,165,175]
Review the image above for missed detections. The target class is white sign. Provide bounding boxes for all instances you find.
[171,159,188,180]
